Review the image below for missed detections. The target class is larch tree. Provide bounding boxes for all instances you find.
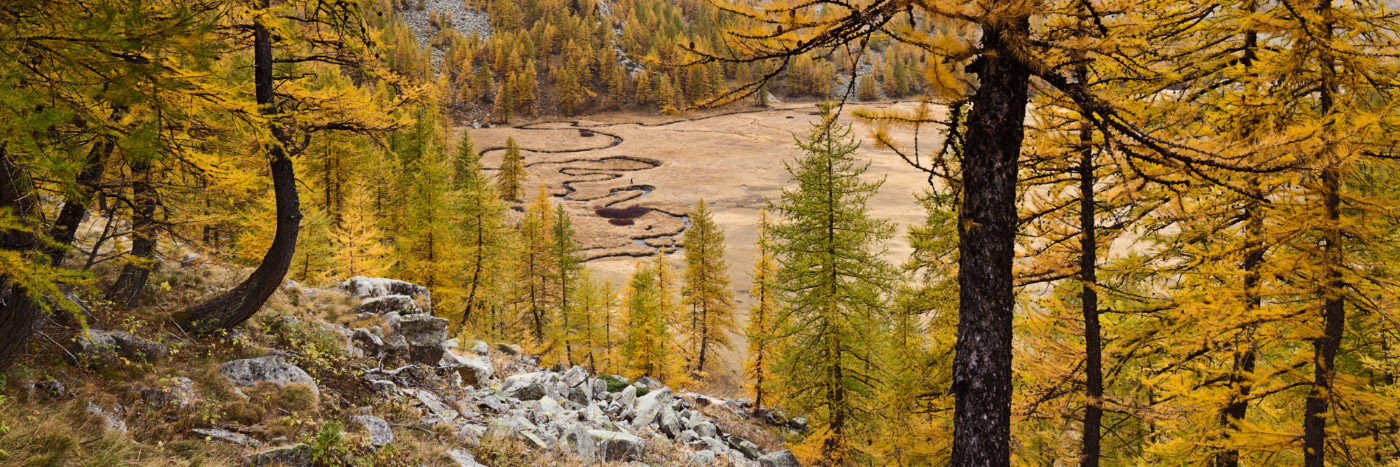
[178,0,404,333]
[496,136,528,202]
[550,203,583,365]
[332,180,390,278]
[453,132,510,333]
[624,260,681,383]
[769,105,895,464]
[744,209,780,411]
[518,185,557,351]
[681,199,736,377]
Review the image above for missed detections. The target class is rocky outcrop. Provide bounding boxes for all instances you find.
[341,276,432,312]
[352,294,423,315]
[219,356,320,398]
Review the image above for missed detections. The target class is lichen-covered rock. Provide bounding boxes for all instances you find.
[631,387,673,430]
[245,443,313,466]
[193,427,262,447]
[727,434,761,460]
[468,340,490,355]
[351,415,394,447]
[352,328,385,356]
[341,277,431,311]
[352,294,422,315]
[393,314,448,364]
[503,372,546,401]
[447,448,485,466]
[589,429,646,461]
[35,379,64,400]
[73,329,168,365]
[759,450,801,467]
[495,342,522,355]
[137,376,197,409]
[440,351,494,387]
[219,356,319,398]
[85,402,126,433]
[413,389,459,421]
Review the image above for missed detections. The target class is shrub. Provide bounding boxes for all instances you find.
[608,218,635,226]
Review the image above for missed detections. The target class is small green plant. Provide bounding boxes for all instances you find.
[310,421,346,463]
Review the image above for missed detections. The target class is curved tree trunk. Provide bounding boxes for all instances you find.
[950,10,1031,467]
[0,145,44,372]
[176,2,301,334]
[106,159,158,307]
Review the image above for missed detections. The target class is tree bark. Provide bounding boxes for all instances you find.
[950,11,1031,467]
[1302,2,1339,463]
[106,159,158,307]
[176,0,301,333]
[46,133,115,266]
[0,145,44,372]
[1079,116,1102,467]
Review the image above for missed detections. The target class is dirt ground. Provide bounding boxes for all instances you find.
[463,101,942,396]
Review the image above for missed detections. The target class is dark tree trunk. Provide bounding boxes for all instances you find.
[1303,2,1339,463]
[1079,118,1102,467]
[176,1,301,333]
[106,160,158,307]
[1303,165,1344,467]
[46,133,115,266]
[950,12,1031,467]
[0,146,44,372]
[1217,17,1261,467]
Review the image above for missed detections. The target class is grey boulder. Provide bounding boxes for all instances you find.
[351,415,394,447]
[245,443,313,466]
[193,428,262,447]
[73,329,168,365]
[219,356,319,398]
[759,450,802,467]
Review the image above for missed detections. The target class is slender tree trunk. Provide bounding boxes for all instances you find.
[0,145,44,372]
[176,0,301,333]
[950,12,1031,467]
[1217,15,1261,466]
[46,133,115,266]
[1079,117,1102,467]
[1303,2,1340,464]
[107,160,159,307]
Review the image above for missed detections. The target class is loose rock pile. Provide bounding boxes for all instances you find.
[64,276,801,466]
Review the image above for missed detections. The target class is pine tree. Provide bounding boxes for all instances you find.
[681,199,735,377]
[770,104,895,464]
[496,136,528,201]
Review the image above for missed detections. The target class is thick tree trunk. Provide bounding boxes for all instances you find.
[1079,120,1102,467]
[950,12,1031,467]
[176,1,301,333]
[0,146,44,372]
[106,160,158,307]
[46,134,115,266]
